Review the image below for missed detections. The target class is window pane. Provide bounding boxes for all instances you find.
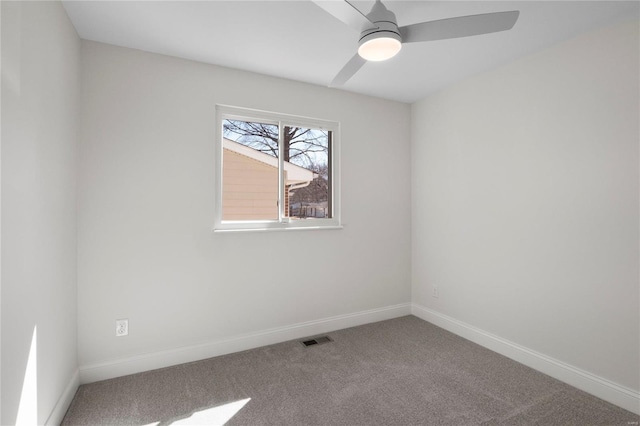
[222,119,279,221]
[283,126,331,220]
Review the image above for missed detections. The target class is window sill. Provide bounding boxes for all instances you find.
[213,225,344,233]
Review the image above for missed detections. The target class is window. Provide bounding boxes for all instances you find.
[215,105,340,231]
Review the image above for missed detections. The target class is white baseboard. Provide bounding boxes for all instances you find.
[411,303,640,415]
[45,368,80,425]
[79,303,411,384]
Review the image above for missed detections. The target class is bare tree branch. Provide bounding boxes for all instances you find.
[223,119,330,210]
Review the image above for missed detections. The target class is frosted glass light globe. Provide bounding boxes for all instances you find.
[358,34,402,61]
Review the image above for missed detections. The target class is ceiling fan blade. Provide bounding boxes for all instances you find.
[312,0,376,33]
[399,11,519,43]
[330,53,366,87]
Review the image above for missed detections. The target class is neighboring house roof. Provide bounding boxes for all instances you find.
[223,138,317,185]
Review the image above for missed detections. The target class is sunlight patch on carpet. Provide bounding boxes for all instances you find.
[171,398,251,425]
[142,398,252,426]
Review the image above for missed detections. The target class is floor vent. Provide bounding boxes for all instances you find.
[301,336,333,347]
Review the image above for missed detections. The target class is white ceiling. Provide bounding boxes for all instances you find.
[62,1,639,103]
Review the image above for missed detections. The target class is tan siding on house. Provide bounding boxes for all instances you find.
[223,148,278,220]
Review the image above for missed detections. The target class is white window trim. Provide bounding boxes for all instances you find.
[214,105,341,232]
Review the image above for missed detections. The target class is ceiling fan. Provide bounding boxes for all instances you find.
[312,0,520,86]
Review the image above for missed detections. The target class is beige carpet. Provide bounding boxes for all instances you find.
[63,316,639,425]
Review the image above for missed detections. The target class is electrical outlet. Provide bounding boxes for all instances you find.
[432,286,439,298]
[116,319,128,337]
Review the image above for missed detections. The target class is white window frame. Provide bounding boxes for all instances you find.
[214,105,341,232]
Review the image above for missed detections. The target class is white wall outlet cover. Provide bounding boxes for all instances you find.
[116,319,129,337]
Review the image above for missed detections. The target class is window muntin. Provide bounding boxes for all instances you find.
[215,106,340,231]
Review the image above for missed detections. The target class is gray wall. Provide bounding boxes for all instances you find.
[1,1,79,424]
[77,41,412,370]
[411,19,639,392]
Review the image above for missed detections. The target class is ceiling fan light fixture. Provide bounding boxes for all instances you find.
[358,32,402,61]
